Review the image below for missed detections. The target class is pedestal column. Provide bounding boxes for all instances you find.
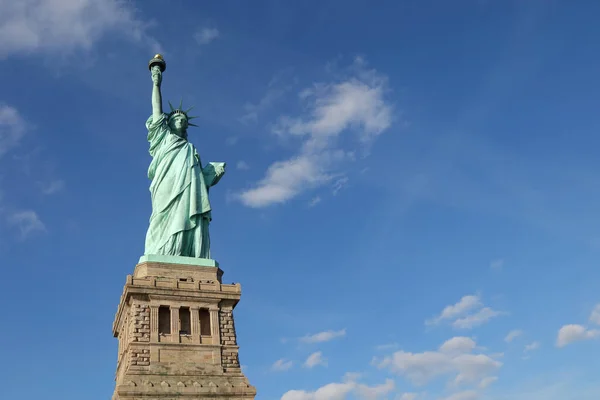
[150,305,159,342]
[210,307,220,345]
[170,306,180,343]
[190,306,201,344]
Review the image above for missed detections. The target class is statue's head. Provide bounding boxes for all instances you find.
[168,113,188,137]
[167,100,197,138]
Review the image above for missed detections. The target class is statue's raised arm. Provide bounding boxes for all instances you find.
[149,54,166,124]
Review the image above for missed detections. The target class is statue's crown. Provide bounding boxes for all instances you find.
[167,100,198,127]
[168,109,188,118]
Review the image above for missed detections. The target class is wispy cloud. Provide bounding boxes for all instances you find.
[0,104,26,157]
[398,394,419,400]
[272,358,293,371]
[490,258,504,271]
[332,176,349,195]
[524,341,540,352]
[452,307,505,329]
[589,304,600,325]
[308,196,321,207]
[426,294,504,330]
[426,295,481,326]
[479,376,498,389]
[300,329,346,343]
[236,161,250,170]
[39,179,65,195]
[504,329,523,343]
[304,351,327,368]
[343,372,362,382]
[7,210,45,238]
[238,57,393,208]
[522,341,541,359]
[0,0,160,58]
[194,27,219,45]
[376,343,399,351]
[439,390,479,400]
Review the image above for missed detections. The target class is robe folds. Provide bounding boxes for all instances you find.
[144,113,224,258]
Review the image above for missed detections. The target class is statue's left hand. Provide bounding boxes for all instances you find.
[215,163,226,176]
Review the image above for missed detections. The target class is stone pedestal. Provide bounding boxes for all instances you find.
[111,256,256,399]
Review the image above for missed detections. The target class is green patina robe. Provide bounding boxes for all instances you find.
[144,113,224,258]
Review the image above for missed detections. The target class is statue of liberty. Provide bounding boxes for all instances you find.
[144,54,225,259]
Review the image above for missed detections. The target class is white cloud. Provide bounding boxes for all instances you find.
[238,57,393,208]
[478,376,497,389]
[226,136,238,146]
[355,379,395,400]
[7,210,45,238]
[280,375,395,400]
[308,196,321,207]
[238,154,332,208]
[504,329,523,343]
[375,337,502,387]
[440,390,479,400]
[0,104,26,157]
[304,351,327,368]
[194,27,219,45]
[274,77,393,143]
[272,359,293,371]
[427,295,482,326]
[556,324,600,348]
[490,259,504,271]
[376,343,399,351]
[332,176,349,195]
[398,394,419,400]
[0,0,159,58]
[343,372,362,382]
[427,294,504,330]
[39,179,65,195]
[524,341,540,353]
[300,329,346,343]
[589,304,600,325]
[236,160,250,170]
[452,307,504,330]
[281,382,355,400]
[439,337,477,355]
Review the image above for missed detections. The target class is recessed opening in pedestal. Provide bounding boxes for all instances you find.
[179,307,191,334]
[158,305,171,334]
[199,308,211,336]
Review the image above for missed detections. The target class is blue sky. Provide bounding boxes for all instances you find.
[2,0,600,399]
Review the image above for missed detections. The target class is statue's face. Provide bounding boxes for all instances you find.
[169,115,188,136]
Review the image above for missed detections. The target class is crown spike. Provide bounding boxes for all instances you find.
[185,106,195,113]
[187,115,199,120]
[179,98,183,110]
[188,123,198,127]
[168,101,175,112]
